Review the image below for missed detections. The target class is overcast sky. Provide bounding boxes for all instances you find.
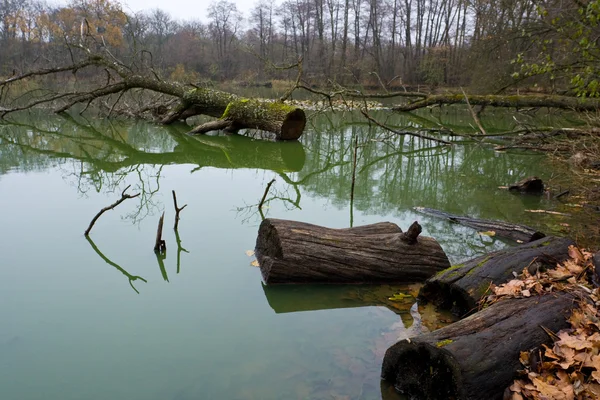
[120,0,261,23]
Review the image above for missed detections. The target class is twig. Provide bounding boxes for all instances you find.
[461,87,487,135]
[154,211,166,253]
[84,185,140,236]
[172,190,187,230]
[259,179,276,211]
[360,109,453,145]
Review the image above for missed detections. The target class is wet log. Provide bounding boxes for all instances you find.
[419,236,575,316]
[255,219,451,284]
[381,292,579,400]
[508,176,545,194]
[414,206,545,243]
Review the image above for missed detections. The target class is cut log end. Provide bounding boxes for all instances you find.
[280,108,307,140]
[381,342,462,399]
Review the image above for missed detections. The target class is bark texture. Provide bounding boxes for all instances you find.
[419,236,575,316]
[255,219,451,284]
[392,94,600,112]
[414,207,545,243]
[381,292,579,400]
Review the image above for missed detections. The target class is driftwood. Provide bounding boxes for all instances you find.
[419,236,575,316]
[255,219,450,284]
[381,292,580,400]
[508,176,545,194]
[414,206,545,243]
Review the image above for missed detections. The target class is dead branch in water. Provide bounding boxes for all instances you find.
[154,212,166,254]
[84,185,140,236]
[172,190,187,231]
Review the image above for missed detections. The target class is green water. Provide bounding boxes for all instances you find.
[0,109,576,400]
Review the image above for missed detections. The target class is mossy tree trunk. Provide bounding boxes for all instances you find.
[1,53,307,141]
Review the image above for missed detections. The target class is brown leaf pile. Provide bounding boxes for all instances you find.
[485,246,593,304]
[493,246,600,400]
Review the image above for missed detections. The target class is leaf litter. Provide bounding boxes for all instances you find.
[488,245,600,400]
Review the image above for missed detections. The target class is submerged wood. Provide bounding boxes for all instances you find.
[508,176,545,194]
[414,206,545,243]
[419,236,575,316]
[255,219,451,284]
[381,292,578,400]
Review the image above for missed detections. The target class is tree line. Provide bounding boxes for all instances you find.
[0,0,598,95]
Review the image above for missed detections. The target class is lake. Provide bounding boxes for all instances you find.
[0,107,578,400]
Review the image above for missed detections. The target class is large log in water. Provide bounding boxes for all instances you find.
[381,292,578,400]
[161,88,306,140]
[414,206,545,243]
[255,219,451,284]
[419,236,575,316]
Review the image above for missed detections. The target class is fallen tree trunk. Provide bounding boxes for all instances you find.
[392,93,600,112]
[255,219,451,284]
[1,52,306,140]
[414,206,545,243]
[418,236,575,316]
[163,89,306,140]
[381,291,579,400]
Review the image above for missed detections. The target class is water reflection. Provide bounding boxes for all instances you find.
[0,110,559,261]
[85,236,147,293]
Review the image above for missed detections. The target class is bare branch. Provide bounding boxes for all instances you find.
[85,185,141,236]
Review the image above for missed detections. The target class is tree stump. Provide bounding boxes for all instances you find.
[508,176,545,194]
[255,219,451,284]
[418,236,575,316]
[381,292,579,400]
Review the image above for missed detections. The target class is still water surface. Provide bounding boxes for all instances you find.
[0,109,576,399]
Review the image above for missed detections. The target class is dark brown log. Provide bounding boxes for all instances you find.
[419,236,575,316]
[508,176,545,194]
[414,206,545,243]
[391,93,600,112]
[381,292,579,400]
[255,219,451,284]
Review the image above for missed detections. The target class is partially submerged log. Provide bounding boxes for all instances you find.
[255,219,451,284]
[381,292,579,400]
[508,176,545,194]
[414,206,545,243]
[419,236,575,316]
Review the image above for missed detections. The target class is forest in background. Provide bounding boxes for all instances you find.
[0,0,599,96]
